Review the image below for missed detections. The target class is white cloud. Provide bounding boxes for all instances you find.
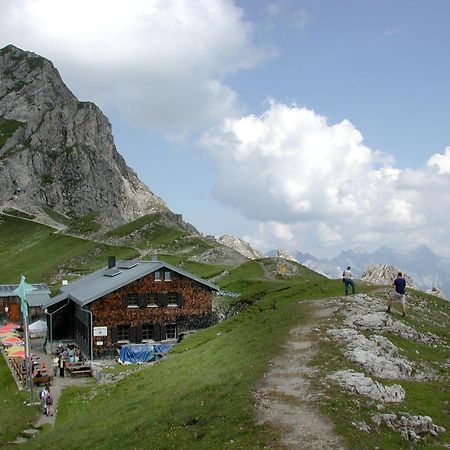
[0,0,267,130]
[201,100,450,255]
[427,146,450,175]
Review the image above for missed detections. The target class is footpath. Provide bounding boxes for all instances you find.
[8,338,92,445]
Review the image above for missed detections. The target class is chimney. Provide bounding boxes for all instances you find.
[151,255,158,262]
[108,256,116,269]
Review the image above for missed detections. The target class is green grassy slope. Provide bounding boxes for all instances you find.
[0,215,138,286]
[23,261,347,449]
[1,215,448,449]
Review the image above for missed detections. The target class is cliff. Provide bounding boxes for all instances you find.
[0,45,166,230]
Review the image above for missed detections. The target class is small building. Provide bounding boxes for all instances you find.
[0,283,51,324]
[44,257,218,360]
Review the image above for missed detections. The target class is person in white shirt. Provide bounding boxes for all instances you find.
[342,266,355,295]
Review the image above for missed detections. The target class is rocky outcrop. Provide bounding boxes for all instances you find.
[275,249,298,262]
[328,370,405,402]
[361,264,415,289]
[214,235,263,260]
[0,45,166,230]
[371,412,446,442]
[425,287,447,300]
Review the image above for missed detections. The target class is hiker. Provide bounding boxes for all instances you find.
[387,272,407,316]
[45,387,54,416]
[39,385,49,414]
[52,356,59,377]
[58,355,65,377]
[342,266,356,295]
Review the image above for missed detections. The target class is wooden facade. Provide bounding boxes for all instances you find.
[46,262,217,359]
[90,269,214,358]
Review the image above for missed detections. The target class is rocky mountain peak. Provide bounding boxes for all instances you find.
[275,249,298,263]
[0,45,166,230]
[361,264,416,289]
[214,234,263,260]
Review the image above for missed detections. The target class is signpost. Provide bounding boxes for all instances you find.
[13,276,36,405]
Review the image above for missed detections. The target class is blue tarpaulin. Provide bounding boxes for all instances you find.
[119,343,176,364]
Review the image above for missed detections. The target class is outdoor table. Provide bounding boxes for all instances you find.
[66,362,92,377]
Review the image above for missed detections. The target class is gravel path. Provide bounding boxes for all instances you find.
[255,298,346,450]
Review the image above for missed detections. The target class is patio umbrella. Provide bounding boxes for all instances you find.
[0,331,18,338]
[6,345,25,354]
[9,349,25,357]
[0,323,20,331]
[2,336,24,346]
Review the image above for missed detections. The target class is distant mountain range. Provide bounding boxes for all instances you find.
[294,245,450,299]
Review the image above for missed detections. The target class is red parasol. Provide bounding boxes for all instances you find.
[1,336,24,345]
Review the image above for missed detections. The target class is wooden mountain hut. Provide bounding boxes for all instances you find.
[44,257,218,360]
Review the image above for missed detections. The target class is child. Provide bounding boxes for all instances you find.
[45,388,54,416]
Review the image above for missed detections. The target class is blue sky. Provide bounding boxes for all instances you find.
[1,0,450,257]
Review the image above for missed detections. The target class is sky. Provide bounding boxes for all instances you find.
[1,0,450,258]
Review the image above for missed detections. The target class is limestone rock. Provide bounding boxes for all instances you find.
[275,249,298,263]
[329,370,405,402]
[371,412,446,442]
[361,264,416,289]
[0,45,166,230]
[214,235,263,260]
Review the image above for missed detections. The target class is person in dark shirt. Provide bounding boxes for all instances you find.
[387,272,407,316]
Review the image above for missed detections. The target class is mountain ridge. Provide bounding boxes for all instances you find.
[295,245,450,298]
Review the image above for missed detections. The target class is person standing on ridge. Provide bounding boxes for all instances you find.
[387,272,407,317]
[343,266,356,295]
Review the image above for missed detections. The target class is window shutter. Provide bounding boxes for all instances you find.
[138,293,147,308]
[130,326,138,343]
[177,293,184,307]
[153,324,161,341]
[122,295,129,307]
[136,326,143,342]
[111,327,118,343]
[157,293,168,307]
[160,324,167,341]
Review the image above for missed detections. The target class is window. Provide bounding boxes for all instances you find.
[127,293,139,307]
[146,293,158,307]
[164,271,172,281]
[166,323,177,340]
[142,324,154,341]
[117,325,130,341]
[154,271,161,281]
[167,293,178,306]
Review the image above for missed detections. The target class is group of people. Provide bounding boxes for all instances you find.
[342,266,408,317]
[38,384,53,416]
[52,343,84,378]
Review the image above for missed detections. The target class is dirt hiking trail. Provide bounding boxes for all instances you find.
[255,297,346,450]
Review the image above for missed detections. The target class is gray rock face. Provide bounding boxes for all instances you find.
[0,45,166,229]
[328,370,405,402]
[361,264,416,289]
[214,234,263,260]
[371,412,446,442]
[275,249,298,262]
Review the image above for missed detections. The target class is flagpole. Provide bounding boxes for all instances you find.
[23,313,33,404]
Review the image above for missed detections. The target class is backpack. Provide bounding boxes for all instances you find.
[39,389,46,399]
[46,394,53,405]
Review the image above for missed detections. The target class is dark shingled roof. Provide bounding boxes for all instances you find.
[45,259,219,308]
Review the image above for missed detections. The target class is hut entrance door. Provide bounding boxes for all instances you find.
[9,303,20,323]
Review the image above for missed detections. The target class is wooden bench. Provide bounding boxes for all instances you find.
[70,369,92,377]
[66,362,92,377]
[32,374,53,385]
